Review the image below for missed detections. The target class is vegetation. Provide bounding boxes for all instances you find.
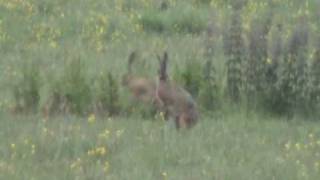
[0,0,320,179]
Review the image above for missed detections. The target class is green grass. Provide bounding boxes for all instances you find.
[1,112,320,180]
[1,0,320,179]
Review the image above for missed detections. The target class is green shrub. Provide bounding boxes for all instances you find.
[310,37,320,110]
[261,23,286,114]
[93,72,120,116]
[60,57,91,115]
[199,60,220,110]
[180,57,203,97]
[140,3,208,34]
[278,17,310,115]
[10,59,41,113]
[245,8,273,110]
[224,5,245,103]
[172,56,202,98]
[192,0,212,5]
[140,10,165,33]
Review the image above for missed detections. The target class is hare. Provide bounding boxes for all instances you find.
[122,51,164,112]
[156,52,199,129]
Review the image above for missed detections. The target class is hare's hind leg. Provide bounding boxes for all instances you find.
[181,114,189,129]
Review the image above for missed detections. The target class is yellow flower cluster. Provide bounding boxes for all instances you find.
[8,140,36,160]
[87,146,107,157]
[88,113,96,124]
[70,158,82,169]
[103,161,110,173]
[283,133,320,177]
[98,129,110,139]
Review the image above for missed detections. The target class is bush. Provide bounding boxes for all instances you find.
[92,72,120,116]
[140,3,208,34]
[199,60,220,111]
[65,57,91,114]
[245,8,273,110]
[310,37,320,110]
[172,56,202,98]
[43,57,92,115]
[180,57,203,97]
[277,17,310,116]
[10,59,41,113]
[261,23,286,114]
[224,6,245,103]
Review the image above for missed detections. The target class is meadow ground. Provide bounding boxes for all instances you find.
[1,111,320,180]
[1,0,320,179]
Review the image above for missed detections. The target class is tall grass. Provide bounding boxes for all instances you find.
[1,1,320,179]
[1,0,320,118]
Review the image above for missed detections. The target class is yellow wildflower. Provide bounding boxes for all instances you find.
[31,144,36,154]
[160,112,165,121]
[295,143,301,151]
[116,129,124,138]
[98,129,110,139]
[43,127,48,134]
[24,139,29,145]
[88,113,96,123]
[70,158,81,169]
[11,144,16,149]
[87,149,95,156]
[96,147,107,156]
[103,161,110,173]
[284,141,291,150]
[162,172,168,180]
[266,58,272,64]
[49,41,57,48]
[315,162,319,169]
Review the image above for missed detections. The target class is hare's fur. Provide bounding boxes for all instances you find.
[156,52,199,128]
[122,51,164,111]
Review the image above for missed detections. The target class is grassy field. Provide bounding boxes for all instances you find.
[1,112,320,180]
[1,0,320,179]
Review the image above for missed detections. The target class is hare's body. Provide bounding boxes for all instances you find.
[157,52,199,128]
[157,81,198,128]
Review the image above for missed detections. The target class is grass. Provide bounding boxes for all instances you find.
[1,0,320,179]
[1,112,320,180]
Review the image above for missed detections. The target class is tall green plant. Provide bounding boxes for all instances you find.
[224,2,245,103]
[199,21,220,111]
[11,60,41,113]
[262,23,286,114]
[93,72,120,115]
[278,16,310,114]
[199,60,219,110]
[180,57,202,98]
[62,57,91,115]
[310,37,320,109]
[245,8,273,110]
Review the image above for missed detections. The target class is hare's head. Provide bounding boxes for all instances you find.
[157,51,168,81]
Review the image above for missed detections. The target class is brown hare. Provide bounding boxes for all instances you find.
[122,51,164,111]
[156,52,199,129]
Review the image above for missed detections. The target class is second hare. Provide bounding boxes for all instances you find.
[156,52,199,129]
[122,51,164,111]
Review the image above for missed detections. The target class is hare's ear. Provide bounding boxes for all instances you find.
[157,54,161,61]
[127,51,137,73]
[156,54,162,64]
[128,51,136,63]
[163,51,168,63]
